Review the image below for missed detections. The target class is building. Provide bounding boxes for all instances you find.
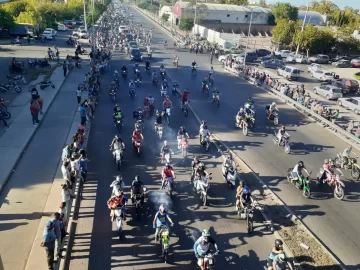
[298,10,328,26]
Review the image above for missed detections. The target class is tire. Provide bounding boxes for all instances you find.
[203,194,207,206]
[303,189,311,198]
[351,168,359,180]
[337,101,342,106]
[274,117,279,126]
[15,86,22,93]
[243,126,248,136]
[117,160,121,171]
[184,109,188,117]
[334,185,344,200]
[2,111,11,119]
[0,87,6,93]
[284,144,291,154]
[46,64,51,69]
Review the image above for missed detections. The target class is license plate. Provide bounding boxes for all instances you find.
[137,142,140,146]
[208,259,213,264]
[166,108,171,115]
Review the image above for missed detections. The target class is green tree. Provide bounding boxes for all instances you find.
[310,0,339,15]
[0,8,15,29]
[179,16,194,31]
[162,13,170,22]
[270,3,298,22]
[331,10,355,27]
[271,18,298,45]
[2,1,28,18]
[258,0,268,8]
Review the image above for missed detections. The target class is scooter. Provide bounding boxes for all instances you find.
[122,70,128,79]
[114,205,126,240]
[156,124,163,140]
[201,134,211,152]
[222,164,239,188]
[161,85,167,99]
[237,204,254,233]
[114,148,124,171]
[161,150,173,164]
[234,117,248,136]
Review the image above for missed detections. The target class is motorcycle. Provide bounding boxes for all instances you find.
[39,80,55,90]
[245,113,256,129]
[147,51,152,58]
[37,59,51,69]
[114,148,124,171]
[7,75,27,85]
[156,125,163,140]
[202,83,209,96]
[201,251,219,270]
[266,106,279,126]
[114,77,120,86]
[8,64,25,74]
[114,205,126,240]
[222,164,239,188]
[178,135,188,157]
[122,70,128,79]
[237,204,255,233]
[161,151,172,164]
[0,107,11,120]
[201,134,211,152]
[161,85,167,99]
[66,39,74,45]
[172,86,179,97]
[0,82,22,93]
[115,118,123,134]
[286,169,311,198]
[134,187,146,218]
[135,119,144,132]
[160,71,166,80]
[145,66,151,75]
[133,140,142,155]
[191,65,197,76]
[173,59,178,68]
[129,87,136,99]
[333,154,360,180]
[273,131,291,154]
[157,225,171,263]
[164,107,171,125]
[192,174,212,206]
[161,176,175,197]
[317,168,345,200]
[110,90,117,103]
[212,93,220,107]
[208,75,214,86]
[181,101,189,117]
[135,72,142,84]
[234,117,248,136]
[152,77,158,87]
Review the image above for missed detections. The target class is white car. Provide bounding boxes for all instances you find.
[42,28,57,40]
[295,55,308,64]
[307,63,322,73]
[337,97,360,114]
[310,70,334,82]
[57,24,67,31]
[275,50,292,58]
[73,30,88,39]
[313,85,343,100]
[285,53,296,63]
[218,54,230,63]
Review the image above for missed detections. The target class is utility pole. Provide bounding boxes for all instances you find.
[193,0,197,35]
[243,10,253,71]
[83,0,88,32]
[295,3,309,55]
[92,0,95,26]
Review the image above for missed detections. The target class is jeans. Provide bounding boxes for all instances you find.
[45,248,55,270]
[54,236,61,256]
[31,112,39,125]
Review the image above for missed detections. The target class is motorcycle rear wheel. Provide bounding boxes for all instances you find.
[334,186,344,200]
[274,117,279,126]
[243,126,248,136]
[2,111,11,119]
[351,168,360,180]
[284,144,291,154]
[303,187,311,198]
[203,194,207,206]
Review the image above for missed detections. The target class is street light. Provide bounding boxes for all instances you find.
[193,0,197,35]
[243,10,253,71]
[83,0,88,32]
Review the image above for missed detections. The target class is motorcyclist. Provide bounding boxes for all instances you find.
[191,156,201,179]
[202,77,209,91]
[130,175,145,204]
[194,162,208,179]
[200,120,207,130]
[143,96,150,107]
[177,126,190,149]
[132,128,144,146]
[112,106,124,125]
[318,159,335,184]
[246,96,255,107]
[110,175,125,196]
[191,60,197,69]
[267,102,278,119]
[159,64,166,77]
[121,64,127,74]
[208,66,214,80]
[133,63,140,74]
[194,229,220,270]
[244,103,254,116]
[160,140,174,161]
[235,180,245,210]
[113,70,119,78]
[162,79,169,91]
[173,55,179,65]
[109,135,125,158]
[109,80,117,92]
[271,253,289,270]
[107,191,128,221]
[212,87,220,101]
[236,108,246,127]
[290,161,310,185]
[276,126,289,146]
[341,144,356,168]
[173,80,179,92]
[154,110,163,132]
[199,124,210,145]
[145,60,151,70]
[161,163,175,187]
[152,204,174,241]
[134,107,144,122]
[267,239,287,270]
[239,186,254,212]
[129,80,136,96]
[181,89,190,107]
[148,94,155,106]
[223,153,236,181]
[163,96,172,110]
[152,70,157,82]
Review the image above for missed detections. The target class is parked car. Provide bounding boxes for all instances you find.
[73,30,88,39]
[337,97,360,114]
[295,55,308,64]
[130,48,142,61]
[351,59,360,68]
[261,54,282,61]
[331,59,351,68]
[313,85,343,100]
[57,24,67,31]
[274,50,292,58]
[255,48,271,57]
[261,59,284,69]
[337,78,360,93]
[307,63,323,73]
[276,66,301,81]
[42,28,57,40]
[308,54,329,64]
[237,51,258,62]
[310,70,334,81]
[329,55,351,63]
[285,53,296,63]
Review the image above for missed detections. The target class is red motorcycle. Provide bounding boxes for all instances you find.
[133,140,142,155]
[318,168,345,200]
[144,105,150,118]
[177,135,189,158]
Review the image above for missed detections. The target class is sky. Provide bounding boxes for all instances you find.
[265,0,360,9]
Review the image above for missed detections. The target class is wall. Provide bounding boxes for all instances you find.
[200,22,274,35]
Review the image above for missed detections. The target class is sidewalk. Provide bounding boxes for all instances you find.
[0,63,88,270]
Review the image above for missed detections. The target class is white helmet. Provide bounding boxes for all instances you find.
[245,103,250,108]
[272,102,276,106]
[240,108,244,112]
[114,70,118,74]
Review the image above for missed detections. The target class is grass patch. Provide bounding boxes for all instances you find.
[355,72,360,80]
[27,64,59,82]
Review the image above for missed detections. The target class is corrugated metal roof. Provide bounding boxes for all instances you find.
[178,2,270,13]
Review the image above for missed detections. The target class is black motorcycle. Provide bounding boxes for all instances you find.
[66,39,74,45]
[37,59,51,69]
[0,107,11,120]
[122,70,128,79]
[39,80,55,90]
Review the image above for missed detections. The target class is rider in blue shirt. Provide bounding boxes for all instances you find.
[152,204,174,241]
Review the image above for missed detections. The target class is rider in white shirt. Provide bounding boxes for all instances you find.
[199,124,210,145]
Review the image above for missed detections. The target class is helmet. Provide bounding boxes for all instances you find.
[130,79,134,83]
[202,229,210,237]
[138,107,142,111]
[156,110,160,115]
[180,126,185,131]
[281,125,285,130]
[201,120,207,125]
[149,94,152,98]
[271,102,276,106]
[122,64,126,68]
[298,161,304,167]
[324,159,329,164]
[203,125,208,129]
[194,156,199,162]
[204,77,207,80]
[243,186,250,194]
[199,162,205,168]
[240,108,244,112]
[166,163,171,169]
[134,175,140,181]
[239,180,244,187]
[164,79,167,82]
[159,204,165,211]
[275,239,283,249]
[116,175,122,182]
[114,70,118,74]
[164,140,168,145]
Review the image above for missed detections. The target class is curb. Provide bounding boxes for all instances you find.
[0,67,71,195]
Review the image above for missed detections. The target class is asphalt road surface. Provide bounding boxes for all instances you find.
[67,13,277,270]
[130,5,359,267]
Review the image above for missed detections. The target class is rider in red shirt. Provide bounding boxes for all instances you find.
[163,96,172,109]
[181,89,190,106]
[161,163,175,186]
[143,97,150,107]
[132,129,144,145]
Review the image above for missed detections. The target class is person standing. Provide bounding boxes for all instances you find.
[79,102,87,125]
[52,213,64,261]
[40,221,56,270]
[79,153,89,182]
[76,86,82,105]
[61,161,72,188]
[61,184,73,215]
[37,94,44,115]
[30,99,40,126]
[63,61,67,77]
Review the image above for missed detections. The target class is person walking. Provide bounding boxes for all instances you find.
[52,212,64,261]
[63,61,67,77]
[76,86,82,105]
[40,221,56,270]
[30,99,40,126]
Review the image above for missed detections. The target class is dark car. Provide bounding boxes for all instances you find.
[126,33,134,42]
[329,55,351,63]
[324,79,359,94]
[256,49,271,57]
[130,48,142,61]
[331,60,351,68]
[261,54,282,61]
[261,59,284,69]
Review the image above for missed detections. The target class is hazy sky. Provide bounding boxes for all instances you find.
[266,0,360,9]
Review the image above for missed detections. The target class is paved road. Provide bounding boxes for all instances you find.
[110,5,360,268]
[0,65,86,270]
[67,15,276,270]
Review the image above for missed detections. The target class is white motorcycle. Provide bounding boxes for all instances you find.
[161,85,167,98]
[114,149,124,171]
[201,134,211,152]
[161,151,173,164]
[156,125,163,139]
[114,205,125,240]
[193,173,212,206]
[221,163,239,188]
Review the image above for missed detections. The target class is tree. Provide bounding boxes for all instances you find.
[331,10,355,27]
[310,0,339,15]
[271,19,298,45]
[270,3,298,22]
[179,16,194,31]
[2,1,28,18]
[258,0,267,8]
[162,13,170,22]
[0,8,15,29]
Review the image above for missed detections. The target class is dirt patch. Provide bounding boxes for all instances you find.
[27,64,59,82]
